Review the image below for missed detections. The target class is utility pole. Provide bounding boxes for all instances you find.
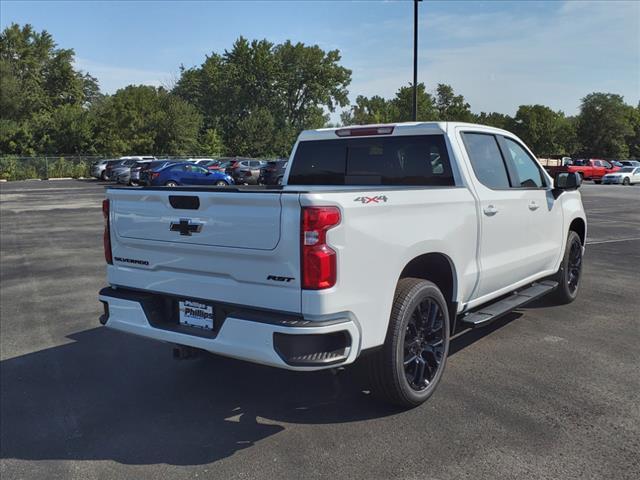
[412,0,422,121]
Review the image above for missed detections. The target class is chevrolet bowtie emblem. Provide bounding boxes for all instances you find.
[170,219,203,236]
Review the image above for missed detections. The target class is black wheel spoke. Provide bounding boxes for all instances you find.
[404,354,418,366]
[403,295,446,392]
[413,357,427,387]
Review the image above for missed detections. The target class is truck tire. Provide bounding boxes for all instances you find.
[550,231,583,304]
[366,278,450,408]
[594,179,601,184]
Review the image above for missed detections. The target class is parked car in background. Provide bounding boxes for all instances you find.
[91,159,120,180]
[192,158,216,165]
[149,162,234,186]
[544,158,620,183]
[138,160,176,186]
[602,166,640,185]
[619,160,640,167]
[259,160,288,185]
[107,159,139,181]
[127,160,158,185]
[195,159,225,171]
[115,169,131,185]
[225,158,267,185]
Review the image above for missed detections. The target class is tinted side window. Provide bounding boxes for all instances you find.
[462,133,510,189]
[502,137,546,188]
[288,135,453,186]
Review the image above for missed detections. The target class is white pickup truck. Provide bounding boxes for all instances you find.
[99,122,586,407]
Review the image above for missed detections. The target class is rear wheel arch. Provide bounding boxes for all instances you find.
[569,217,586,245]
[398,253,458,332]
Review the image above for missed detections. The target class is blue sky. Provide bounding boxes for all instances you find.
[2,0,638,122]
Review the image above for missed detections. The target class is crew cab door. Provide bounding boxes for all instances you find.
[592,160,607,179]
[460,131,563,299]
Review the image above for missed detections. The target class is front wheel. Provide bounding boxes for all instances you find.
[366,278,449,408]
[622,177,630,186]
[100,171,108,181]
[165,181,178,187]
[550,231,583,304]
[215,180,228,186]
[593,179,601,184]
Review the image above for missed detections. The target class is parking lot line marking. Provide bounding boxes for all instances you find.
[586,237,640,245]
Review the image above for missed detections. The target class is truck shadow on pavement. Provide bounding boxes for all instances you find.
[1,315,520,466]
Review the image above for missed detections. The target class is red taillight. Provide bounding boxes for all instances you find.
[301,207,341,290]
[335,125,394,137]
[151,172,160,179]
[102,199,112,264]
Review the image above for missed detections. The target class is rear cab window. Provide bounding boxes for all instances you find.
[288,134,454,186]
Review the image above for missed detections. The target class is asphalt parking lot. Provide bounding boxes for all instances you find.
[1,180,639,480]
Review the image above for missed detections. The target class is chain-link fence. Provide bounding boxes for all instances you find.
[0,155,277,181]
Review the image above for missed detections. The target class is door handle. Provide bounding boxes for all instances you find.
[528,201,539,211]
[483,205,498,216]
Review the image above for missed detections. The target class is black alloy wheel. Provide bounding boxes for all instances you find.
[550,230,583,304]
[366,278,450,408]
[403,298,445,391]
[567,239,582,295]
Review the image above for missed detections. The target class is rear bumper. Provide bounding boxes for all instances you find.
[98,287,361,371]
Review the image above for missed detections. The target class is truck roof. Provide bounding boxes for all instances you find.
[298,121,512,141]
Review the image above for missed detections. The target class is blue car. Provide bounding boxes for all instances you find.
[149,162,235,187]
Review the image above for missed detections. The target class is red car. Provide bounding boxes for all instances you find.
[545,159,620,183]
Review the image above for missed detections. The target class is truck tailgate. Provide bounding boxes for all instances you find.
[106,188,302,313]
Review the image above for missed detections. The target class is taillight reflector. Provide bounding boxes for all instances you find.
[102,199,113,264]
[335,126,395,137]
[301,207,341,290]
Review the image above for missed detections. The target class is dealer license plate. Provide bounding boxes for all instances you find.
[178,300,214,330]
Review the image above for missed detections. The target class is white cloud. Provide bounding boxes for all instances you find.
[74,58,175,93]
[341,0,640,121]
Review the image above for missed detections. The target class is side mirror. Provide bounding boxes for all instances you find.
[553,172,581,197]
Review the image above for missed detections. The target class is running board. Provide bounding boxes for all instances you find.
[461,280,558,328]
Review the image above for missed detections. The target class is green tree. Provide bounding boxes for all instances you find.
[341,95,396,125]
[576,93,634,158]
[390,83,438,122]
[0,23,100,154]
[435,84,473,122]
[511,105,574,156]
[200,128,225,156]
[93,85,201,155]
[474,112,512,130]
[173,37,351,156]
[624,103,640,159]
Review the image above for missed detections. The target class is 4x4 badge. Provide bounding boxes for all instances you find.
[354,195,388,204]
